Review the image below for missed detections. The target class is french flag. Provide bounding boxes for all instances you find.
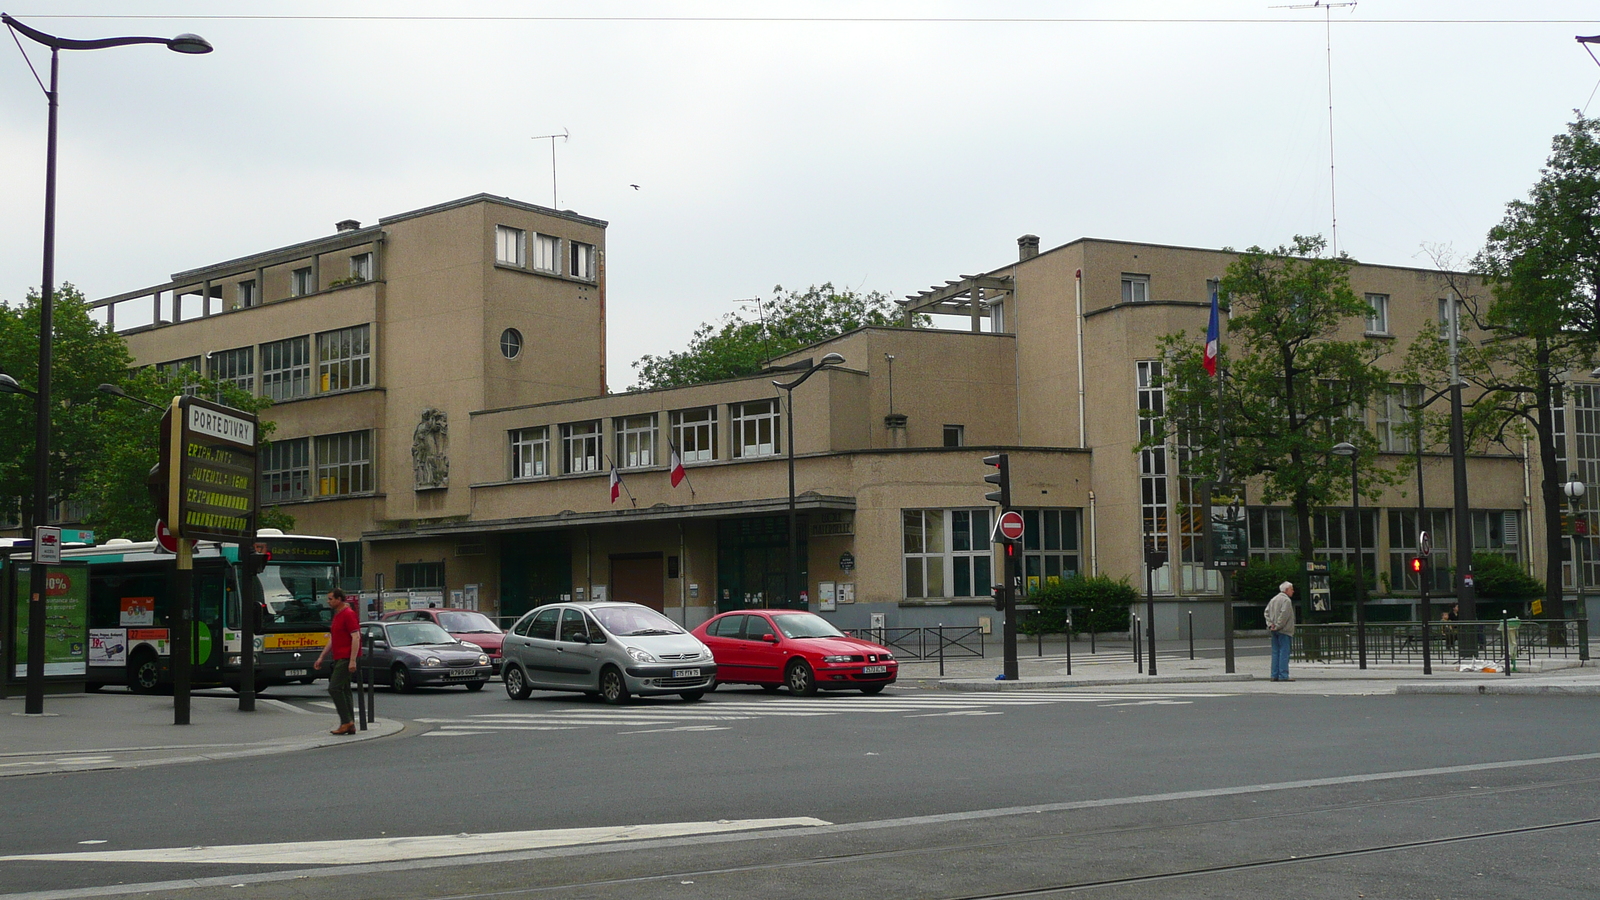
[609,467,622,503]
[669,443,686,487]
[1203,285,1220,377]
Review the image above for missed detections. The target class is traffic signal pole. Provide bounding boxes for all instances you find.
[984,454,1020,681]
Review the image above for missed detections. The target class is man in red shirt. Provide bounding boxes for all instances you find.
[314,588,361,735]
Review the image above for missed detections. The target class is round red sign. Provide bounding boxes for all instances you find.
[155,520,178,553]
[998,510,1025,542]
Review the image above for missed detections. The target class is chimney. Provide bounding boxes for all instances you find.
[335,219,361,232]
[1017,234,1040,261]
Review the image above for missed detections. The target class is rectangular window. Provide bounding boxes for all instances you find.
[496,225,526,266]
[1389,509,1454,592]
[1121,274,1150,303]
[261,437,310,503]
[1137,361,1170,591]
[670,407,718,462]
[396,561,444,590]
[903,508,995,599]
[349,253,372,282]
[1021,509,1082,592]
[260,336,311,401]
[339,542,364,584]
[943,425,964,447]
[562,420,602,474]
[533,233,560,273]
[732,399,781,458]
[291,267,314,297]
[615,414,657,469]
[511,427,549,479]
[155,357,203,397]
[317,324,371,393]
[238,279,258,309]
[1365,293,1390,334]
[208,347,254,394]
[570,241,595,280]
[1376,384,1422,453]
[315,431,373,496]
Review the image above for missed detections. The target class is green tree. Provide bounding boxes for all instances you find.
[1422,115,1600,619]
[629,284,909,389]
[1145,236,1398,580]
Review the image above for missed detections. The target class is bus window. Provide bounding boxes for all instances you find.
[259,560,338,628]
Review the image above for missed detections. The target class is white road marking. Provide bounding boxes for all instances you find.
[0,817,832,865]
[258,698,319,715]
[617,725,732,734]
[903,710,1004,718]
[1098,700,1194,707]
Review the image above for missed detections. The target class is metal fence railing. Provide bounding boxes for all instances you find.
[1293,619,1590,667]
[843,626,986,661]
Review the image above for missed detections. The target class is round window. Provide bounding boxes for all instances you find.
[500,328,523,360]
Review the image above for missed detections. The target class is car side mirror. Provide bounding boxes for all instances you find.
[371,639,387,648]
[762,633,779,643]
[569,633,590,644]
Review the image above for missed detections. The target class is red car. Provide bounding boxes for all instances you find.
[692,610,897,695]
[382,608,506,673]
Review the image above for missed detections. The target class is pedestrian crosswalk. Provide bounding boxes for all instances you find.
[413,689,1234,738]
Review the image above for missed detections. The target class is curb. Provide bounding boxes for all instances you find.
[1395,683,1600,696]
[908,674,1257,691]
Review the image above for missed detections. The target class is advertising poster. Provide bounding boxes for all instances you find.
[119,596,155,627]
[89,629,128,666]
[127,628,171,656]
[12,562,89,678]
[1204,482,1249,570]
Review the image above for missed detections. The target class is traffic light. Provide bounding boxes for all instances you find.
[145,462,167,523]
[243,543,271,576]
[1409,557,1424,575]
[983,453,1011,508]
[992,583,1005,611]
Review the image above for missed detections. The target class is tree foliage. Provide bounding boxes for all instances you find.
[1146,236,1398,569]
[629,284,908,389]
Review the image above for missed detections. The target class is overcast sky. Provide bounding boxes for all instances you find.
[3,1,1599,390]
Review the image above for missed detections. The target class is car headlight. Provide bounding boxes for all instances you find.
[478,654,490,666]
[423,657,443,667]
[822,655,853,663]
[881,652,894,661]
[625,646,659,664]
[462,641,483,651]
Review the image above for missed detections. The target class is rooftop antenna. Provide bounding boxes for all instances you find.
[531,129,569,208]
[1272,0,1356,256]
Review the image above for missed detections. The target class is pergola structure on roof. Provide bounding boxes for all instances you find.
[899,273,1014,332]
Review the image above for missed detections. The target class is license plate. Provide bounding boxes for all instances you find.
[672,668,701,678]
[285,669,306,677]
[448,668,474,677]
[863,665,887,674]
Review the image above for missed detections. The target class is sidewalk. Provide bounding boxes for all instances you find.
[1,690,401,779]
[895,637,1600,696]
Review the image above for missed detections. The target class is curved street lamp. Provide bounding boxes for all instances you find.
[1331,441,1368,670]
[773,353,845,609]
[4,14,211,716]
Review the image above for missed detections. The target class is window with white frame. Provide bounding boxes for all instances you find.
[902,508,994,599]
[533,233,559,273]
[615,414,657,469]
[511,426,549,479]
[562,421,602,474]
[496,225,526,266]
[671,407,718,462]
[1389,509,1454,592]
[1021,509,1081,591]
[943,425,964,447]
[155,357,203,397]
[570,241,595,280]
[1376,384,1422,453]
[1136,361,1170,590]
[260,336,311,401]
[1121,274,1150,303]
[732,399,780,458]
[209,347,254,394]
[261,437,311,503]
[315,431,372,496]
[1365,293,1390,334]
[349,253,372,282]
[238,279,258,309]
[317,324,371,392]
[291,267,314,297]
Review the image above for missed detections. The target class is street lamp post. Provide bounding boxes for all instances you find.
[1332,442,1368,669]
[773,353,845,609]
[4,14,211,715]
[1565,476,1587,626]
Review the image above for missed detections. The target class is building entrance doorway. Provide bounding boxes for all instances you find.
[611,553,664,611]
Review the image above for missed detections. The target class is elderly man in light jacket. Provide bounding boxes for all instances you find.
[1265,581,1296,682]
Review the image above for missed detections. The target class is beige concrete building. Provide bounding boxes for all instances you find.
[97,196,1580,638]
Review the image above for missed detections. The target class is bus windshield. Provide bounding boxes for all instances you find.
[259,562,339,627]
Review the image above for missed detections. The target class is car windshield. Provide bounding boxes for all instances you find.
[438,611,500,633]
[591,606,685,637]
[773,613,846,639]
[386,622,456,647]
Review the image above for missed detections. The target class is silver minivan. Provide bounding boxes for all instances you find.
[501,602,717,704]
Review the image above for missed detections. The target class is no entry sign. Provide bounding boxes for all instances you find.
[996,510,1025,543]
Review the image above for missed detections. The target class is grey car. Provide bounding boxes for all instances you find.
[359,620,493,692]
[501,602,717,704]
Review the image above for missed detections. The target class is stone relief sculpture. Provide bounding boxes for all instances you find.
[412,408,449,489]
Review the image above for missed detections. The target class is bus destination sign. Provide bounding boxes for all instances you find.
[168,396,259,542]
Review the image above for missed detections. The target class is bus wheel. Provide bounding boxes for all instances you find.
[128,652,162,694]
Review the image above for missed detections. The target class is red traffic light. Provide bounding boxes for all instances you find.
[1409,557,1423,574]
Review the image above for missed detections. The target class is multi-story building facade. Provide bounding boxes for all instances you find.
[96,196,1592,638]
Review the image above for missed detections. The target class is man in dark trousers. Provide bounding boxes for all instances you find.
[314,587,361,735]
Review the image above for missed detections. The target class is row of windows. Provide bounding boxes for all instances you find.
[495,225,596,281]
[509,401,782,480]
[157,325,371,401]
[261,431,374,503]
[902,508,1081,600]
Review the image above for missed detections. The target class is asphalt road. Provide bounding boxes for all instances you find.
[2,681,1597,899]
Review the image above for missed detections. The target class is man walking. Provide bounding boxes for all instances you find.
[1265,581,1296,682]
[314,587,361,735]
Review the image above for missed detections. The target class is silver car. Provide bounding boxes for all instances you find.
[501,602,717,704]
